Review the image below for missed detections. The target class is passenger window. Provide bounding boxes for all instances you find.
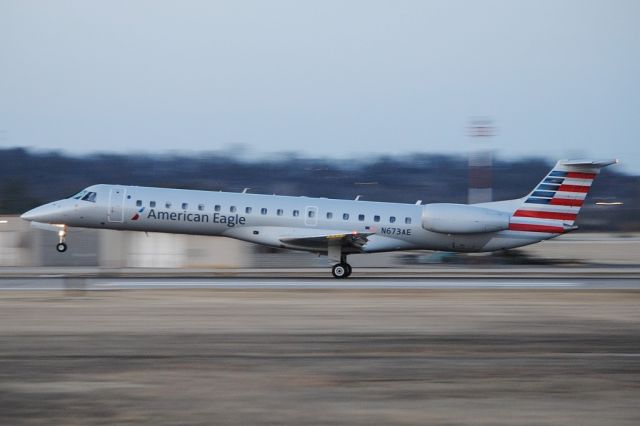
[308,210,315,218]
[182,203,188,210]
[261,208,268,215]
[293,210,300,217]
[277,209,283,216]
[245,207,252,214]
[405,217,412,224]
[214,205,221,212]
[230,206,237,213]
[326,212,333,219]
[136,200,142,207]
[343,213,349,220]
[390,216,396,223]
[374,215,380,222]
[150,201,156,208]
[198,204,205,211]
[166,202,172,209]
[358,214,365,221]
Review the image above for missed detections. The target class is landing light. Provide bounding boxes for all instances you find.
[0,220,7,224]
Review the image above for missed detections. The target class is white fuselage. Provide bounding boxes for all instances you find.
[22,184,554,254]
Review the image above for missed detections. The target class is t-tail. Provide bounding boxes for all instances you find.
[509,159,618,234]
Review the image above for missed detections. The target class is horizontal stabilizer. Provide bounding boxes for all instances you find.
[558,159,618,168]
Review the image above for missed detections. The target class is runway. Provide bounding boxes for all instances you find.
[0,276,639,290]
[1,277,639,425]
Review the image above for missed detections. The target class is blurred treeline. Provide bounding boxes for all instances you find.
[1,148,637,231]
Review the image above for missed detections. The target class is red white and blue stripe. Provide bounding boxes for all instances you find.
[509,169,597,234]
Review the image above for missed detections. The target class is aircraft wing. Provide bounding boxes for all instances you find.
[279,232,373,252]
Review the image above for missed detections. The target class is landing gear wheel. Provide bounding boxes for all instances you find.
[344,263,352,277]
[331,263,350,279]
[56,242,67,253]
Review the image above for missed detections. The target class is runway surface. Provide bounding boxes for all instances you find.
[1,276,639,290]
[0,279,639,424]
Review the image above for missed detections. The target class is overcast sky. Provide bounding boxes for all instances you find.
[1,1,639,172]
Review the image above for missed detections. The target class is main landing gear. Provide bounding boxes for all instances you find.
[329,243,352,278]
[56,227,68,253]
[331,262,352,279]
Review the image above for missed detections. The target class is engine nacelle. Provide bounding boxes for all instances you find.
[421,203,510,234]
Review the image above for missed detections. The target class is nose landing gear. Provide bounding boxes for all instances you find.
[56,227,68,253]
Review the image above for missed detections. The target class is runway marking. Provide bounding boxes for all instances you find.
[93,280,581,289]
[0,288,110,291]
[570,353,640,357]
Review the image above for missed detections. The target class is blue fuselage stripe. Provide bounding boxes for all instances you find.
[537,184,560,191]
[531,190,556,198]
[525,197,551,204]
[544,177,564,184]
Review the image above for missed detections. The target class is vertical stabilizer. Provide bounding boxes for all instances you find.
[509,159,618,234]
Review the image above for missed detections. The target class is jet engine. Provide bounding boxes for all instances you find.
[421,203,510,234]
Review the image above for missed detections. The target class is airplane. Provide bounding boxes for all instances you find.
[20,159,617,278]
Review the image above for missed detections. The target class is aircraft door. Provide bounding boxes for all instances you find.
[108,186,126,222]
[305,206,318,226]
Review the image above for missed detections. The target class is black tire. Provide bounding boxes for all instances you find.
[344,263,352,277]
[56,242,67,253]
[331,263,349,279]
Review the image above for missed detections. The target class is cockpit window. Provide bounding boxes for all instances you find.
[81,192,97,203]
[70,190,87,200]
[69,189,97,202]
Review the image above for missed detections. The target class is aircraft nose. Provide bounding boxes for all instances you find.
[20,210,34,221]
[21,203,61,222]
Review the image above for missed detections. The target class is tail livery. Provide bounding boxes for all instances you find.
[510,159,618,234]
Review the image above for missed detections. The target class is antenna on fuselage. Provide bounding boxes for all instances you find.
[355,195,361,201]
[415,200,422,205]
[242,188,250,193]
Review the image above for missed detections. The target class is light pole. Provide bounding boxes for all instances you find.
[468,118,494,204]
